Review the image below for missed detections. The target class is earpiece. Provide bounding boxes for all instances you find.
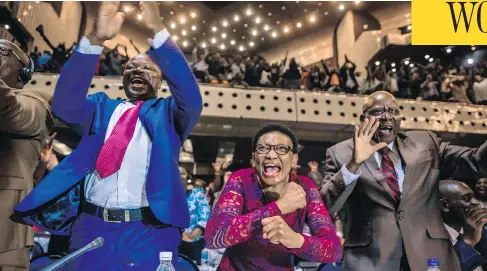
[19,57,34,84]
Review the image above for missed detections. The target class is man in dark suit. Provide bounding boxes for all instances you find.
[13,2,202,270]
[439,180,487,271]
[321,91,487,270]
[0,40,53,270]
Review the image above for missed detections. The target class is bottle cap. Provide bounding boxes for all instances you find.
[160,251,172,260]
[427,258,440,267]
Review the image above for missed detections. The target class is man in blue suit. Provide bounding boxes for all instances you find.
[440,180,487,271]
[13,2,202,270]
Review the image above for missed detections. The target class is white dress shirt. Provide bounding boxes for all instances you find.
[341,142,406,196]
[78,29,171,209]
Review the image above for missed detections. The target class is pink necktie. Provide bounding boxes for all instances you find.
[95,101,143,178]
[380,148,401,202]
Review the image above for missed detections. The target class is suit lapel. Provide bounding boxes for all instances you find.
[363,155,398,205]
[396,133,417,204]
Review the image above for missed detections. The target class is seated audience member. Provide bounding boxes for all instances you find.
[440,180,487,271]
[474,178,487,208]
[180,173,211,265]
[204,124,342,270]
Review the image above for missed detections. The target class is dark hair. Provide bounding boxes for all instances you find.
[252,123,298,154]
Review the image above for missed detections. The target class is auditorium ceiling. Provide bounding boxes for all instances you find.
[121,1,398,54]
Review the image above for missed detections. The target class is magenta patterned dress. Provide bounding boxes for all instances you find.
[204,168,343,271]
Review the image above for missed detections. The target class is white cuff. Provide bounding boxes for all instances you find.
[76,36,104,55]
[340,164,361,186]
[150,29,171,49]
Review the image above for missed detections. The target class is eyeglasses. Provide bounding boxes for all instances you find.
[255,144,293,155]
[0,46,27,67]
[364,107,400,118]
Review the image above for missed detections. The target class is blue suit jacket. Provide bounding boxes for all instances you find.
[13,37,202,235]
[454,227,487,271]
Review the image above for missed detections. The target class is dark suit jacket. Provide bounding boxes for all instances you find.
[14,37,202,234]
[454,227,487,271]
[0,80,53,254]
[321,131,487,271]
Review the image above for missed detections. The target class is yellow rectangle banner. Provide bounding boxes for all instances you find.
[412,0,487,45]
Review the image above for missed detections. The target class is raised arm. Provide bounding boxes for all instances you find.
[141,2,202,141]
[204,175,282,249]
[290,181,342,263]
[430,132,487,183]
[51,2,125,135]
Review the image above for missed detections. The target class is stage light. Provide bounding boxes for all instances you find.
[170,23,176,29]
[191,25,197,31]
[404,60,410,65]
[137,14,143,21]
[4,24,10,30]
[182,41,188,47]
[468,58,474,65]
[255,17,261,24]
[211,38,217,44]
[172,35,178,41]
[212,26,218,32]
[297,22,302,28]
[283,27,289,33]
[222,20,229,27]
[239,45,245,51]
[190,12,197,18]
[391,62,396,67]
[472,46,477,51]
[201,42,207,48]
[234,15,240,21]
[309,16,316,23]
[271,31,277,38]
[425,55,430,59]
[220,44,226,50]
[246,9,252,16]
[339,4,345,10]
[252,29,258,36]
[230,40,236,45]
[221,33,227,39]
[179,17,186,24]
[429,58,434,62]
[375,61,380,66]
[446,48,452,53]
[249,41,255,47]
[264,25,270,31]
[124,6,131,13]
[181,30,187,36]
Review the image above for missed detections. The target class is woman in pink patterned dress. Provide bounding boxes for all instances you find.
[204,124,343,271]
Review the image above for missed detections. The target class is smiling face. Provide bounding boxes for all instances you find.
[122,54,162,101]
[475,178,487,200]
[362,91,401,144]
[440,181,475,223]
[252,132,297,188]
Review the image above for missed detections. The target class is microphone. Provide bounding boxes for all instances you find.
[40,237,104,271]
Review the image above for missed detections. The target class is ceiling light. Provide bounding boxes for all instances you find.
[246,9,252,16]
[276,21,280,25]
[325,11,329,15]
[4,24,10,30]
[170,11,174,15]
[249,41,255,47]
[339,4,345,10]
[220,44,226,50]
[234,15,240,21]
[468,58,474,64]
[23,11,28,16]
[377,37,381,42]
[268,12,272,16]
[201,42,207,48]
[283,27,290,33]
[446,48,452,53]
[172,35,178,41]
[264,24,270,31]
[182,41,188,47]
[407,25,412,30]
[170,23,176,29]
[179,4,184,8]
[123,5,131,13]
[244,24,248,28]
[202,20,206,24]
[239,45,245,51]
[212,26,218,32]
[182,30,187,36]
[190,12,197,18]
[211,38,217,44]
[137,14,143,21]
[252,29,258,36]
[282,6,286,10]
[255,17,261,24]
[271,31,277,38]
[222,20,228,27]
[309,16,316,23]
[304,8,308,12]
[28,4,32,9]
[230,40,236,45]
[261,37,265,41]
[355,1,361,4]
[233,29,237,32]
[242,36,246,39]
[221,33,227,39]
[179,17,186,24]
[472,46,477,51]
[296,22,302,28]
[363,24,368,30]
[191,25,197,31]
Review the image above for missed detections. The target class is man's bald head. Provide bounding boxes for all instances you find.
[362,91,397,113]
[0,39,30,89]
[439,180,474,222]
[439,180,472,201]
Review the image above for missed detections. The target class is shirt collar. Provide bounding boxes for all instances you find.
[444,223,463,242]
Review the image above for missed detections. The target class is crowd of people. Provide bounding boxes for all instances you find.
[30,26,487,106]
[3,2,487,271]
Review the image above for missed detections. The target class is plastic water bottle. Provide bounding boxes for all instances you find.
[427,258,440,271]
[156,251,176,271]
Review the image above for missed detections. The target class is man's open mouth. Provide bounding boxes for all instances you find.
[263,163,281,177]
[379,125,393,134]
[130,76,147,88]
